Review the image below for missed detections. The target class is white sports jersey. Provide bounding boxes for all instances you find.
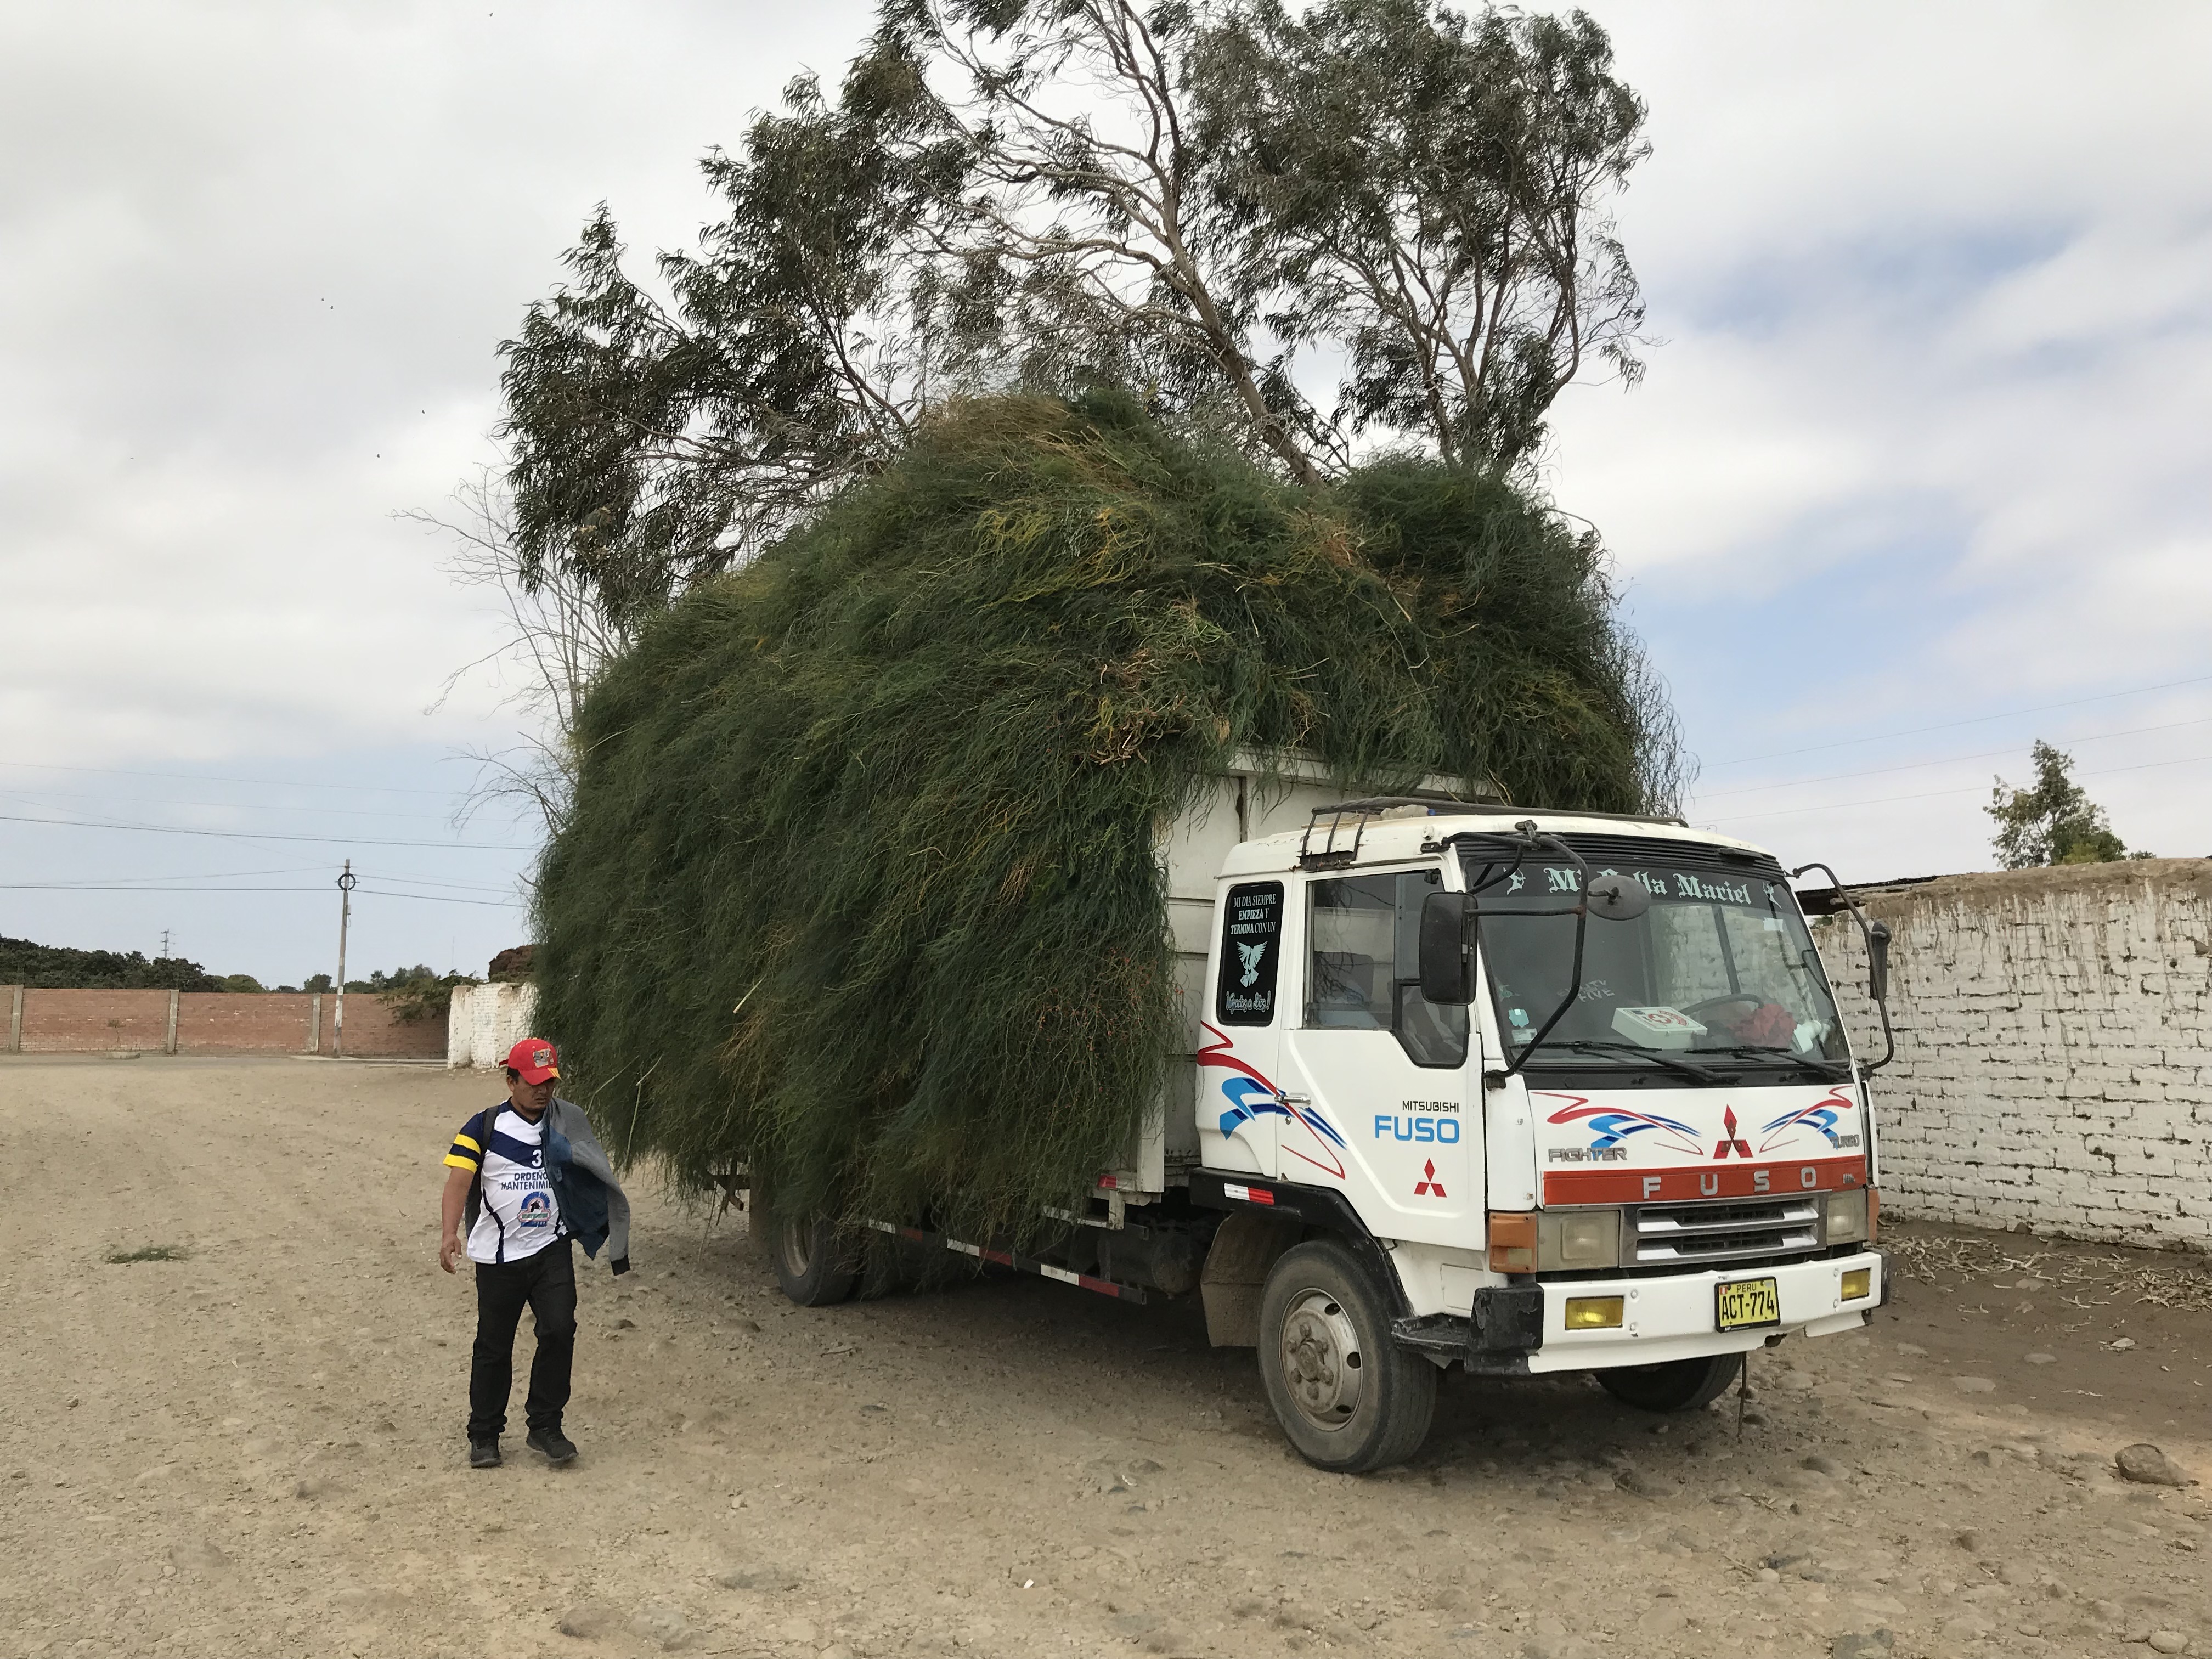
[445,1106,566,1265]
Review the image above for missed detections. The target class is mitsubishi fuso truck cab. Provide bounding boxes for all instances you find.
[774,791,1895,1474]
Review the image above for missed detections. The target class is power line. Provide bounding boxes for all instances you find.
[1702,750,2212,827]
[351,871,522,894]
[1689,714,2212,803]
[1699,673,2212,770]
[0,864,329,886]
[0,811,534,851]
[0,758,464,797]
[0,882,522,907]
[0,785,470,823]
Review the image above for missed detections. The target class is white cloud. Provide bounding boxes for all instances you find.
[0,0,876,772]
[1519,2,2212,878]
[2,0,2204,955]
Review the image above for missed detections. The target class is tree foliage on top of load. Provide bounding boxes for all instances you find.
[534,391,1679,1238]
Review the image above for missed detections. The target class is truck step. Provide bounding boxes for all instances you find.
[861,1219,1150,1304]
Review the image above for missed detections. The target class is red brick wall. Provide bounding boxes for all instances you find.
[15,989,171,1052]
[3,986,445,1058]
[317,992,447,1058]
[174,993,319,1053]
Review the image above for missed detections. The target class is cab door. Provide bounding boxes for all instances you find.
[1196,878,1290,1177]
[1278,867,1481,1246]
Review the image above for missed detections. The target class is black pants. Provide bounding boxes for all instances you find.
[468,1237,575,1440]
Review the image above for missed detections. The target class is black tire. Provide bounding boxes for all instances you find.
[768,1214,859,1307]
[1596,1352,1742,1413]
[1257,1240,1436,1473]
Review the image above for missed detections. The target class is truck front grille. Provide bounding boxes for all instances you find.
[1630,1198,1821,1266]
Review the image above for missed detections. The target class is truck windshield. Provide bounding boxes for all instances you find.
[1472,856,1850,1075]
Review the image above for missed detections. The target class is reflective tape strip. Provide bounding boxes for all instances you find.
[859,1218,1148,1304]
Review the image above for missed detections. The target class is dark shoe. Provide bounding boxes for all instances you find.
[526,1427,578,1465]
[469,1437,501,1469]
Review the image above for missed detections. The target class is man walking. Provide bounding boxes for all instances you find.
[439,1039,631,1470]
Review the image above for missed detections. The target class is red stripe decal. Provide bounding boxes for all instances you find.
[981,1248,1014,1266]
[1076,1275,1121,1297]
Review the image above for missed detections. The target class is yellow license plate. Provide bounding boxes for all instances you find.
[1716,1276,1780,1331]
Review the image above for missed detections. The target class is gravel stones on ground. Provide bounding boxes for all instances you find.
[715,1564,802,1592]
[1831,1632,1893,1659]
[556,1601,620,1639]
[2117,1444,2194,1487]
[629,1602,693,1650]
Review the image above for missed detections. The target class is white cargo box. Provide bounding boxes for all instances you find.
[1104,752,1477,1197]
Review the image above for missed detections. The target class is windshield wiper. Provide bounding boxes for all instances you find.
[1531,1039,1725,1085]
[1697,1045,1852,1081]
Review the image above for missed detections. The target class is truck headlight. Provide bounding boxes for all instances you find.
[1824,1188,1869,1246]
[1537,1208,1622,1271]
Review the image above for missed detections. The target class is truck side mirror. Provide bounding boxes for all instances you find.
[1419,892,1474,1006]
[1867,919,1892,1005]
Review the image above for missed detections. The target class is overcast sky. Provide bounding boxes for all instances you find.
[2,1,2205,982]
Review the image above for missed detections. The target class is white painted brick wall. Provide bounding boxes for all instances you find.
[445,983,540,1069]
[1810,858,2212,1252]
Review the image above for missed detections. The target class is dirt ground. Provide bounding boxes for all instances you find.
[4,1056,2208,1659]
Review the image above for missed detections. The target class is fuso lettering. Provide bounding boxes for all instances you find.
[1373,1115,1460,1144]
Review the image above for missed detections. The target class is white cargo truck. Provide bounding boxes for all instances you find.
[769,763,1897,1472]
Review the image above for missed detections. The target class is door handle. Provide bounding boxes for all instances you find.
[1279,1092,1312,1105]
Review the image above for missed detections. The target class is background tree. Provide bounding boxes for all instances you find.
[408,470,635,839]
[496,44,978,632]
[493,1,1652,628]
[1188,0,1646,465]
[1987,740,2147,867]
[0,935,223,991]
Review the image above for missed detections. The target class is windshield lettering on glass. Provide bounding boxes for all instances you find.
[1217,882,1284,1025]
[1477,860,1850,1077]
[1538,866,1765,908]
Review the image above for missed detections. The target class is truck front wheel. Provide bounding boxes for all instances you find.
[769,1215,859,1307]
[1595,1352,1741,1413]
[1258,1240,1435,1473]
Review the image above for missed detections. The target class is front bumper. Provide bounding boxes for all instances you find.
[1392,1249,1886,1374]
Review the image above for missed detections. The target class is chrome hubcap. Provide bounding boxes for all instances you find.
[1279,1288,1363,1429]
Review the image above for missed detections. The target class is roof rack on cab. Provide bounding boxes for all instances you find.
[1296,797,1690,871]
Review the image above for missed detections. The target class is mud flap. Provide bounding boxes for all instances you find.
[1199,1210,1303,1347]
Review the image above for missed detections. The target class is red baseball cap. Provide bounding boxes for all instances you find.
[505,1039,560,1085]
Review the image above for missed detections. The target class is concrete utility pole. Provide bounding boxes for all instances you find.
[334,861,356,1059]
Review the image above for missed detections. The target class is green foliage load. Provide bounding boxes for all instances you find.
[534,393,1679,1238]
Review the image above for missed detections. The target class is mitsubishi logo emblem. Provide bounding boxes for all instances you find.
[1713,1106,1753,1160]
[1413,1159,1447,1198]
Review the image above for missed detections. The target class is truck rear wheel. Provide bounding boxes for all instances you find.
[769,1215,859,1307]
[1596,1352,1741,1413]
[1257,1240,1435,1473]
